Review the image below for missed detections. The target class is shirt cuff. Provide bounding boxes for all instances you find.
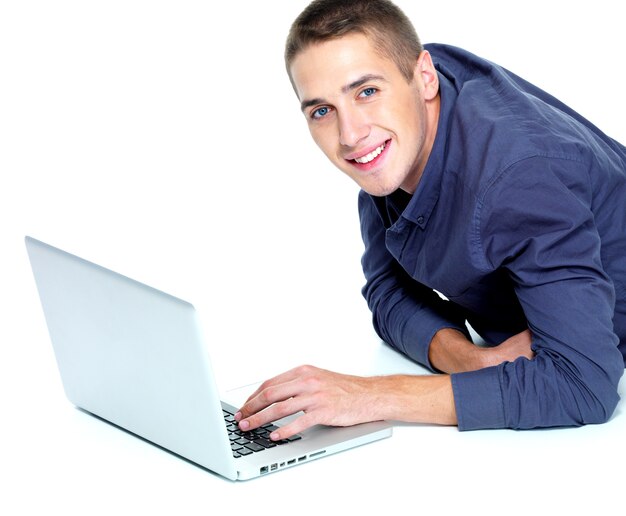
[451,366,506,430]
[400,307,471,372]
[400,311,463,372]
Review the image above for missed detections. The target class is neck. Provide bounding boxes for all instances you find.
[400,92,441,194]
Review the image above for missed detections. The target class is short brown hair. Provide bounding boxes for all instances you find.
[285,0,423,83]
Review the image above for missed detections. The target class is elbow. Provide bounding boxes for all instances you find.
[503,354,622,429]
[559,353,623,427]
[575,381,620,426]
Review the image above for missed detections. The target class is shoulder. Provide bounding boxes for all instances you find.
[475,156,594,269]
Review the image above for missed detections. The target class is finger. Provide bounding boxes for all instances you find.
[237,377,303,423]
[242,365,311,405]
[238,396,304,432]
[269,411,317,441]
[238,365,321,420]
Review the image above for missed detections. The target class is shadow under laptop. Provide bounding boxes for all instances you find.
[73,406,225,480]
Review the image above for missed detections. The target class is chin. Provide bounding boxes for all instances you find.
[359,180,401,198]
[341,164,403,197]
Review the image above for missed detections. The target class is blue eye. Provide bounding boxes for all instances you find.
[312,106,330,119]
[360,87,377,97]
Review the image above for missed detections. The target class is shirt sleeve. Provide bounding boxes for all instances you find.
[452,157,623,430]
[358,190,470,371]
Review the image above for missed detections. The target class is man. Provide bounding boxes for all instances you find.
[235,0,626,435]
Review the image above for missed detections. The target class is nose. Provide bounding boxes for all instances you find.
[338,107,369,148]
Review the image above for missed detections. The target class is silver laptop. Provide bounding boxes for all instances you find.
[25,236,392,480]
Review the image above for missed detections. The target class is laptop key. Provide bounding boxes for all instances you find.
[253,437,277,449]
[243,442,265,453]
[224,407,302,458]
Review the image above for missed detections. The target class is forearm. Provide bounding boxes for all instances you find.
[429,327,535,374]
[237,365,458,438]
[368,373,457,426]
[428,328,484,373]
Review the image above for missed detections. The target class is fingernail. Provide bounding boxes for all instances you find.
[239,420,250,430]
[270,432,279,441]
[234,411,242,421]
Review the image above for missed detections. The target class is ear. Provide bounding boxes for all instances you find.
[414,50,439,101]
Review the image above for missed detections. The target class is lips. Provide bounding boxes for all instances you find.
[354,142,386,164]
[347,140,390,168]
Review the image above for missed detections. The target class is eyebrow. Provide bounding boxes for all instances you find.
[300,74,387,112]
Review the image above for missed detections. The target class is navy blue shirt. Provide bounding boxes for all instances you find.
[358,44,626,431]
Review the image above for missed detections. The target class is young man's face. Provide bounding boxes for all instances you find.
[290,32,440,196]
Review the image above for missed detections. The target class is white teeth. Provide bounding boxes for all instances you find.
[354,143,385,164]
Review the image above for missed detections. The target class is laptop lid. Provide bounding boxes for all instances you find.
[25,236,238,480]
[25,236,392,481]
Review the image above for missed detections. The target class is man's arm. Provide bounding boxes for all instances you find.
[235,366,457,440]
[358,191,469,371]
[430,328,534,374]
[235,327,534,439]
[450,158,623,430]
[359,190,534,375]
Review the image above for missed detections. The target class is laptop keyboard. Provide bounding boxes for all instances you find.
[222,408,302,458]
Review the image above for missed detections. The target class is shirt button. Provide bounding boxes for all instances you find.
[417,216,425,225]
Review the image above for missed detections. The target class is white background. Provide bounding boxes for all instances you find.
[1,1,624,514]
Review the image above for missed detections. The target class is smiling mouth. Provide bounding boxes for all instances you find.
[351,141,389,165]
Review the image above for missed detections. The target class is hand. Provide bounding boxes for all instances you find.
[235,365,458,439]
[481,328,534,367]
[235,365,384,441]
